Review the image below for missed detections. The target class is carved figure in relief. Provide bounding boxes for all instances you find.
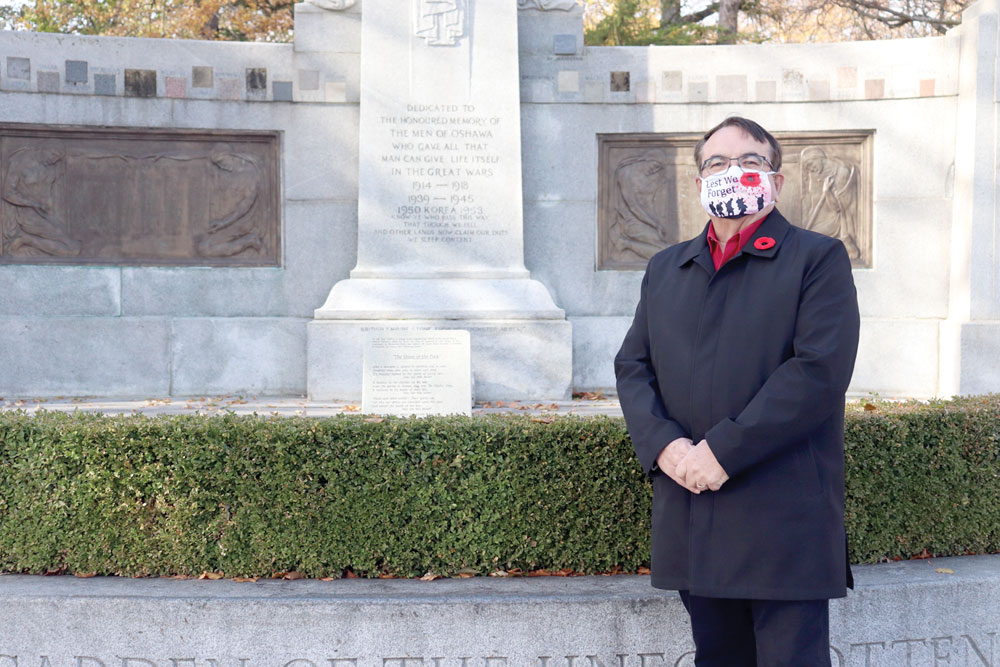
[306,0,355,9]
[145,144,263,257]
[415,0,466,46]
[610,155,677,261]
[517,0,579,10]
[2,147,82,257]
[800,146,861,260]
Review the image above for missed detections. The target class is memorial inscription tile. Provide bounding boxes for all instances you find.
[246,68,267,91]
[192,66,214,88]
[598,131,874,270]
[273,81,293,102]
[299,70,320,91]
[65,60,88,84]
[610,71,630,92]
[553,34,577,56]
[94,74,116,96]
[125,69,157,97]
[0,124,280,266]
[37,71,59,93]
[164,76,186,98]
[7,57,30,81]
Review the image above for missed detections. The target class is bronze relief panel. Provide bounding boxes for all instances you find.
[0,124,280,266]
[598,131,873,270]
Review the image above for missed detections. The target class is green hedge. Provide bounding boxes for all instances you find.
[0,396,998,578]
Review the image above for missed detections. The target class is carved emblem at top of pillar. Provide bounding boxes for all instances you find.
[517,0,579,10]
[305,0,355,10]
[415,0,466,46]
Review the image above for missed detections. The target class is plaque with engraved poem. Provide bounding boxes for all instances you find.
[0,124,279,266]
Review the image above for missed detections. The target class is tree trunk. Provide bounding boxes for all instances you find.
[660,0,681,26]
[717,0,741,43]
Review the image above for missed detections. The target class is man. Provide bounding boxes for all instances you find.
[614,116,860,666]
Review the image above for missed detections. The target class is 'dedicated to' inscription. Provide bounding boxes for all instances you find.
[0,125,279,266]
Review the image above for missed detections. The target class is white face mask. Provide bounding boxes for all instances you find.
[699,165,775,219]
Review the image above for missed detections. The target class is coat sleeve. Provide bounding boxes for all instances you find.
[615,265,690,476]
[705,240,860,479]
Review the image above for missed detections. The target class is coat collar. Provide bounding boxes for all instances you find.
[676,208,792,270]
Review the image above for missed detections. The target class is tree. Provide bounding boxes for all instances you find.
[583,0,971,45]
[4,0,295,41]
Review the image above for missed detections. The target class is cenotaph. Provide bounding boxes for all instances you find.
[308,0,572,401]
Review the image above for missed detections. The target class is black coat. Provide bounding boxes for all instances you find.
[615,209,860,600]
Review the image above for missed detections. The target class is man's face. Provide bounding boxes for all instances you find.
[696,125,784,201]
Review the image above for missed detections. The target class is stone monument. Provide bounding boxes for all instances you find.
[308,0,572,401]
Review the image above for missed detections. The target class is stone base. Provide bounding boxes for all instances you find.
[2,554,1000,665]
[940,320,1000,396]
[307,319,573,401]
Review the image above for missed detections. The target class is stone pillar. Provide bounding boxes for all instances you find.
[941,0,1000,396]
[307,0,572,401]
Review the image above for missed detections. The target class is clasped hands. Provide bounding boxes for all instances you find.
[656,437,729,494]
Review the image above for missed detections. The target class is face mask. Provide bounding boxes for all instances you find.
[699,165,775,219]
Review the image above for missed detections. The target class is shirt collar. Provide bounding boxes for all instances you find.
[677,208,791,268]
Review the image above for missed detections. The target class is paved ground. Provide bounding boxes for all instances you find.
[0,394,625,418]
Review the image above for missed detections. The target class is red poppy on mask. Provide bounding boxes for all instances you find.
[740,172,762,187]
[754,237,776,250]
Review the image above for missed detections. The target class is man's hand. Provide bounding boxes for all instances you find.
[655,437,701,493]
[674,439,729,493]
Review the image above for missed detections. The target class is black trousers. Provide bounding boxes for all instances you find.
[678,591,831,666]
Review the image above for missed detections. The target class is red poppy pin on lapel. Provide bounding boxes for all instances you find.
[754,237,776,250]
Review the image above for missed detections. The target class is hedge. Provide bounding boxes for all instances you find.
[0,395,997,578]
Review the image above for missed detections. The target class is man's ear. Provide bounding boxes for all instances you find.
[771,172,784,200]
[696,176,703,194]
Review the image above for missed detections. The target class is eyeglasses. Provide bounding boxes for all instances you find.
[700,153,774,176]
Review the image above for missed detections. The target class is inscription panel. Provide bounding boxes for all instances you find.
[0,124,280,266]
[598,131,873,270]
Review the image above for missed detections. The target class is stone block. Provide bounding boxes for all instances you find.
[6,56,29,80]
[516,3,585,55]
[569,315,632,391]
[283,104,359,201]
[610,71,630,92]
[124,69,157,97]
[557,70,579,94]
[94,73,116,95]
[293,2,362,53]
[957,322,1000,396]
[170,318,307,395]
[920,78,936,96]
[836,66,857,89]
[808,79,831,100]
[0,266,120,317]
[65,59,88,83]
[36,71,58,92]
[325,80,347,102]
[781,69,806,100]
[553,34,577,56]
[308,318,573,401]
[2,554,1000,663]
[0,318,170,395]
[273,80,293,101]
[582,80,604,103]
[850,319,939,397]
[192,66,214,88]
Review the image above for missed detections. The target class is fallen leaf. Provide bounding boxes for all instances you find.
[283,571,304,580]
[199,572,224,580]
[342,404,361,412]
[43,567,64,576]
[319,577,336,581]
[526,569,551,577]
[378,573,400,579]
[344,568,359,578]
[913,549,933,559]
[74,572,96,578]
[232,576,258,583]
[364,417,385,423]
[864,403,877,411]
[456,572,475,578]
[489,570,509,577]
[419,572,442,581]
[638,567,652,575]
[935,568,954,574]
[530,417,554,424]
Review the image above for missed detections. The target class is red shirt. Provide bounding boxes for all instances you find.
[706,214,768,270]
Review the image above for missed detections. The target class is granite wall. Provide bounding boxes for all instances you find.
[0,0,995,398]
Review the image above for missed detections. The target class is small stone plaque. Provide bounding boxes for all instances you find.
[662,70,682,92]
[557,70,579,94]
[37,71,59,93]
[325,81,347,102]
[362,330,472,417]
[192,66,214,88]
[218,77,241,100]
[65,60,88,84]
[125,69,157,97]
[299,69,320,91]
[553,34,576,56]
[164,76,186,98]
[246,68,267,91]
[94,74,116,96]
[273,80,293,102]
[7,57,30,81]
[610,71,630,92]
